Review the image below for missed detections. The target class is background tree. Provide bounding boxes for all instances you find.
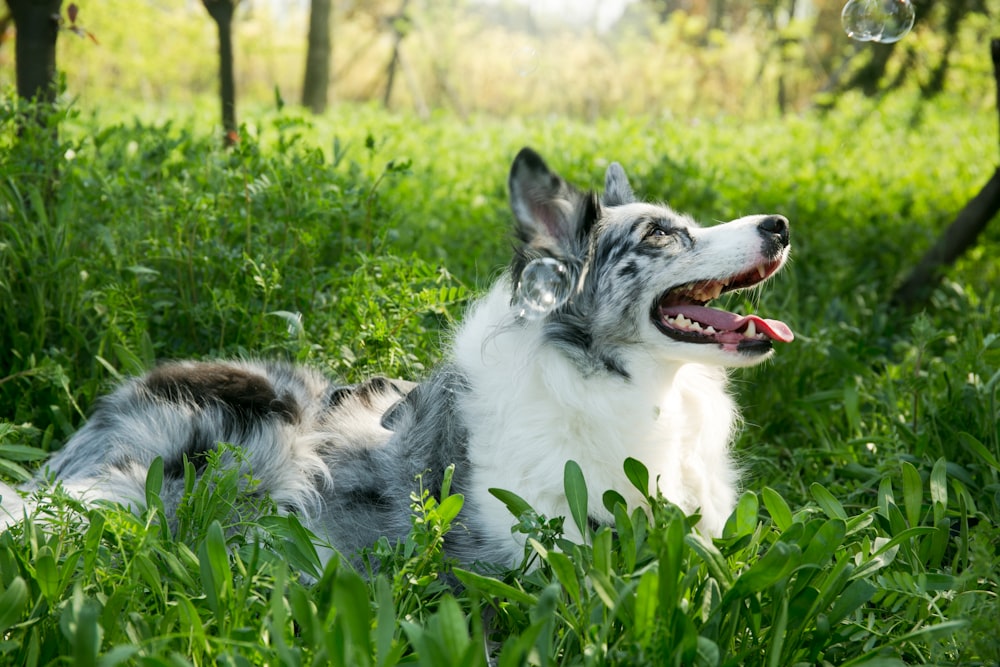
[831,0,978,99]
[7,0,63,111]
[302,0,332,114]
[201,0,238,146]
[892,38,1000,308]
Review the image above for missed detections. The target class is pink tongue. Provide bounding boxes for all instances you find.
[663,305,794,343]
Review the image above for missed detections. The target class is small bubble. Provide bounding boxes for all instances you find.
[517,257,573,320]
[512,45,538,77]
[841,0,915,44]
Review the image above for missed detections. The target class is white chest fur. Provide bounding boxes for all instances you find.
[452,285,739,562]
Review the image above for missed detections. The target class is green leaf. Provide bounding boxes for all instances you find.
[60,585,102,667]
[545,550,581,608]
[0,458,32,482]
[82,513,106,573]
[685,532,733,590]
[731,541,800,596]
[452,568,537,606]
[0,576,28,634]
[623,457,649,496]
[283,513,323,580]
[602,489,627,514]
[374,575,401,667]
[633,568,659,642]
[198,521,231,614]
[35,546,59,601]
[900,460,922,527]
[766,594,789,667]
[827,579,876,625]
[563,460,589,539]
[762,487,793,531]
[436,493,464,525]
[591,526,613,575]
[488,488,533,518]
[112,342,146,376]
[333,568,372,665]
[729,490,759,537]
[612,502,636,572]
[810,483,847,520]
[431,595,472,664]
[800,519,847,567]
[957,431,1000,470]
[929,457,948,520]
[589,569,618,610]
[843,383,860,434]
[98,645,141,667]
[145,456,164,513]
[658,512,687,611]
[0,444,49,461]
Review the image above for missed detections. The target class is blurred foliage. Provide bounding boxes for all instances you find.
[0,0,997,120]
[0,22,997,659]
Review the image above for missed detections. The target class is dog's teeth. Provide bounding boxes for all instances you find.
[690,321,702,332]
[744,320,757,338]
[756,264,767,279]
[705,325,716,334]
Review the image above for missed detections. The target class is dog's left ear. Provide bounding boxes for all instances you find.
[602,162,635,207]
[509,148,592,253]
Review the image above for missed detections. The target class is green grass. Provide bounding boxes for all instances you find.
[0,93,998,664]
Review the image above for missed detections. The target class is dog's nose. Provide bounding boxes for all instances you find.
[757,215,789,247]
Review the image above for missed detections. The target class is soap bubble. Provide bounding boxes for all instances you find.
[512,45,538,77]
[841,0,915,44]
[876,0,916,43]
[517,257,573,320]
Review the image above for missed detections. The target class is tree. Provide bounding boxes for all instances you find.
[302,0,332,114]
[832,0,976,99]
[8,0,63,109]
[201,0,239,146]
[892,39,1000,308]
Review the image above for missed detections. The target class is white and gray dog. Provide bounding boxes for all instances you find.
[0,148,792,567]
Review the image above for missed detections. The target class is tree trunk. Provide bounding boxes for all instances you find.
[302,0,332,114]
[8,0,63,211]
[202,0,238,146]
[383,0,410,110]
[9,0,62,105]
[891,38,1000,308]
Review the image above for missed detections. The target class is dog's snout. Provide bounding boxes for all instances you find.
[757,215,789,247]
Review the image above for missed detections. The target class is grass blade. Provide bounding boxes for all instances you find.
[564,459,589,539]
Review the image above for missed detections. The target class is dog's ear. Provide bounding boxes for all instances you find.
[602,162,635,207]
[509,148,590,252]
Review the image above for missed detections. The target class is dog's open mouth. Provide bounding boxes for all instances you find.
[652,258,794,352]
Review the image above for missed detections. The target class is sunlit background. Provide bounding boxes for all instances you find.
[2,0,994,121]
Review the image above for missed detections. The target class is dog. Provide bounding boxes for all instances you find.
[0,148,792,568]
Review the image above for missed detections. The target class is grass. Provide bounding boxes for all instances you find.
[0,92,998,664]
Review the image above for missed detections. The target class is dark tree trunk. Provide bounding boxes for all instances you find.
[891,39,1000,309]
[383,0,410,110]
[202,0,238,146]
[302,0,332,114]
[8,0,63,211]
[9,0,62,105]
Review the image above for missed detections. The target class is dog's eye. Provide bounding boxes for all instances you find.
[646,227,673,239]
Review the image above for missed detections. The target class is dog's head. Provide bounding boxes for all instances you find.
[507,147,793,375]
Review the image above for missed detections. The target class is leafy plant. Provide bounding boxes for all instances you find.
[0,97,997,663]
